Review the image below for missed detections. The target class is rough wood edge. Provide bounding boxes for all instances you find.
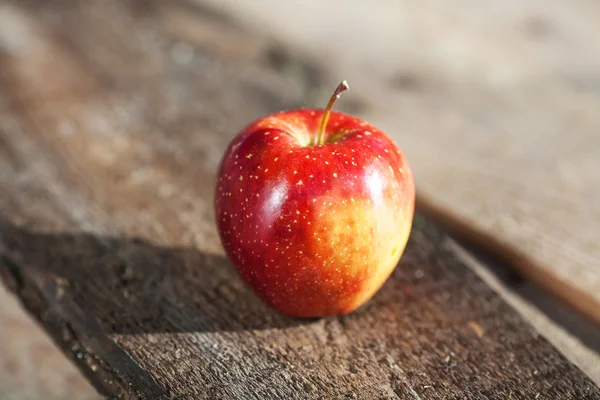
[416,195,600,329]
[0,254,169,400]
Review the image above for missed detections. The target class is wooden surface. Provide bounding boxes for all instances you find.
[0,0,599,398]
[0,284,102,400]
[205,0,600,327]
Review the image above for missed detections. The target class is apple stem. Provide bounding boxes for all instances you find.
[316,80,349,145]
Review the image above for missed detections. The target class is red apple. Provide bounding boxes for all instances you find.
[214,81,415,317]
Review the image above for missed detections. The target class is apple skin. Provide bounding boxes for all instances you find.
[214,108,415,317]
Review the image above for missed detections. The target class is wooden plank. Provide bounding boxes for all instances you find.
[0,285,102,400]
[203,0,600,327]
[0,0,598,398]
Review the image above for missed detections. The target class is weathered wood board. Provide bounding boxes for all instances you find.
[0,0,598,398]
[0,284,102,400]
[204,0,600,327]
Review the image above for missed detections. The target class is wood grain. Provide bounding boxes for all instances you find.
[0,0,598,398]
[0,285,102,400]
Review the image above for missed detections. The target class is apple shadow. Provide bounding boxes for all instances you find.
[0,220,314,335]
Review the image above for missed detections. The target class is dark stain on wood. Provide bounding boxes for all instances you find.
[389,72,424,92]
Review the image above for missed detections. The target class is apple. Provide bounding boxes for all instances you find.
[214,81,415,317]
